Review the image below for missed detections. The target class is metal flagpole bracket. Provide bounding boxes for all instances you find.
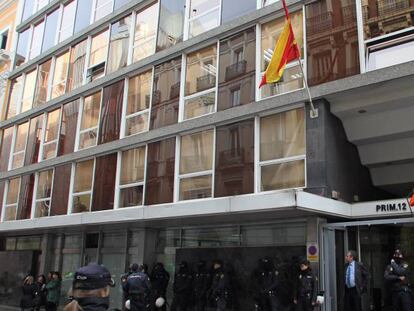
[298,59,318,119]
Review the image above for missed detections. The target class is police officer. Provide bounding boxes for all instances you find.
[384,249,413,311]
[123,264,151,311]
[171,261,193,311]
[63,262,115,311]
[293,259,317,311]
[253,257,282,311]
[121,265,134,311]
[149,262,170,311]
[193,261,212,311]
[210,260,232,311]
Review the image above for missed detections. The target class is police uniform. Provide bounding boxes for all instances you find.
[149,263,170,311]
[193,261,211,311]
[211,262,232,311]
[254,258,282,311]
[171,261,193,311]
[384,250,413,311]
[124,267,151,311]
[294,263,316,311]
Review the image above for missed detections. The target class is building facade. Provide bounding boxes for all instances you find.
[0,0,413,310]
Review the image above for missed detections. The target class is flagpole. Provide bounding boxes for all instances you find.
[298,58,318,118]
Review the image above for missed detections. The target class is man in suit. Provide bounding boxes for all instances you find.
[344,250,369,311]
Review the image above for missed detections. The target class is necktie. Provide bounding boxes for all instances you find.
[346,264,351,288]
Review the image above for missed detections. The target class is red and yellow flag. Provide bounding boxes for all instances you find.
[259,0,301,88]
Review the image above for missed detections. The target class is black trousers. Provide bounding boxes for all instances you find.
[344,287,362,311]
[295,296,314,311]
[392,289,413,311]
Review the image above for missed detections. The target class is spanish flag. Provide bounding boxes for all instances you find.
[259,0,301,88]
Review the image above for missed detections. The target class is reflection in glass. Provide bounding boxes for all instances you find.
[35,169,53,218]
[59,0,76,43]
[24,115,43,165]
[125,114,148,137]
[67,40,87,92]
[58,100,79,155]
[29,21,44,60]
[94,0,113,21]
[42,109,61,160]
[156,0,185,52]
[367,40,414,71]
[21,69,37,113]
[6,178,20,206]
[180,175,211,200]
[0,127,13,172]
[34,59,52,106]
[107,15,131,74]
[188,0,220,38]
[6,76,23,119]
[51,51,70,99]
[92,153,117,211]
[50,164,71,215]
[184,91,215,120]
[11,122,29,169]
[89,30,109,67]
[22,0,35,22]
[261,160,305,191]
[74,0,93,33]
[74,160,94,193]
[120,186,143,208]
[180,130,213,174]
[16,28,30,66]
[221,0,255,23]
[42,10,59,52]
[133,3,158,62]
[79,92,101,149]
[4,205,17,221]
[72,194,91,213]
[17,174,35,220]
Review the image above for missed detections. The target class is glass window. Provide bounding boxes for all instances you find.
[262,0,277,7]
[215,119,254,197]
[94,0,113,22]
[184,45,217,120]
[259,108,305,191]
[17,174,34,220]
[92,153,117,211]
[4,178,20,221]
[79,91,101,150]
[145,138,175,205]
[74,0,93,33]
[42,9,59,52]
[119,146,146,208]
[150,57,181,129]
[29,20,45,60]
[114,0,130,10]
[260,11,304,98]
[188,0,220,38]
[107,15,131,74]
[221,0,255,24]
[59,0,76,43]
[156,0,185,52]
[125,70,151,136]
[98,80,124,144]
[58,100,79,156]
[0,128,13,172]
[67,39,87,92]
[6,76,23,119]
[21,69,37,113]
[41,109,61,160]
[179,130,213,200]
[34,169,54,218]
[51,51,70,99]
[72,159,94,213]
[133,3,158,63]
[24,115,43,165]
[16,28,31,66]
[11,122,29,170]
[367,40,414,71]
[88,30,109,81]
[22,0,36,22]
[0,181,5,220]
[34,59,52,106]
[50,164,71,215]
[218,28,256,111]
[36,0,48,11]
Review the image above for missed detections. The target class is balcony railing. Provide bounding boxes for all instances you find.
[196,74,216,92]
[342,4,357,25]
[306,12,333,36]
[170,81,180,100]
[378,0,410,17]
[225,60,247,81]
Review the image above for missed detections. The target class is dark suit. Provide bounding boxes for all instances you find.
[344,261,369,311]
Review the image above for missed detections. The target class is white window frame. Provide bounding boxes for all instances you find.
[42,8,61,53]
[35,0,49,12]
[92,0,114,23]
[115,145,147,209]
[68,158,96,214]
[31,168,55,218]
[28,19,45,60]
[50,50,71,100]
[8,122,30,171]
[86,27,110,82]
[179,41,219,122]
[58,0,77,43]
[0,26,10,50]
[184,0,222,40]
[1,177,21,222]
[20,68,38,113]
[38,107,63,161]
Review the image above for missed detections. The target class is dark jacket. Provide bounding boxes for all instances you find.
[20,283,37,308]
[344,261,369,296]
[384,260,411,292]
[46,279,62,304]
[294,268,317,302]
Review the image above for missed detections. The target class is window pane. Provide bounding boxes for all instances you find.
[218,28,256,111]
[260,64,303,98]
[179,175,212,200]
[42,143,57,160]
[107,15,131,74]
[133,3,158,62]
[6,178,20,205]
[51,51,70,99]
[221,0,255,23]
[44,109,60,143]
[145,138,175,205]
[74,0,93,33]
[188,0,220,38]
[127,71,151,115]
[42,9,59,52]
[6,76,23,119]
[72,194,91,213]
[189,0,220,18]
[0,181,5,219]
[119,186,143,208]
[17,174,35,220]
[22,0,35,22]
[120,147,145,185]
[186,45,217,96]
[215,119,254,197]
[50,164,71,215]
[67,40,87,92]
[98,80,124,144]
[261,160,305,191]
[34,201,50,218]
[59,0,76,42]
[367,40,414,71]
[180,130,213,174]
[95,0,113,21]
[29,21,45,60]
[58,100,79,156]
[0,127,13,172]
[74,160,94,193]
[79,129,97,150]
[34,59,52,106]
[81,91,101,130]
[12,122,29,168]
[37,169,53,199]
[24,115,43,165]
[92,153,117,211]
[184,91,215,120]
[260,109,305,161]
[156,0,185,52]
[114,0,130,10]
[125,114,148,136]
[16,28,30,66]
[150,57,180,129]
[89,30,109,67]
[21,69,37,113]
[4,205,17,221]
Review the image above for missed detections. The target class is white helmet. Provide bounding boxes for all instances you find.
[125,299,130,310]
[155,297,166,308]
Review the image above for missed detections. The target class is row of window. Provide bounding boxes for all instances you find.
[0,107,305,222]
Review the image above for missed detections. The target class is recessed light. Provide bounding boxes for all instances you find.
[358,109,367,114]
